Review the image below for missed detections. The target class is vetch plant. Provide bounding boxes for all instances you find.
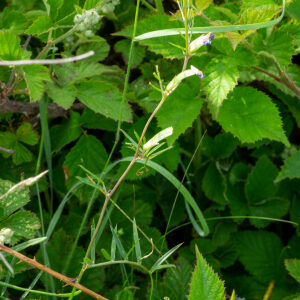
[0,0,299,299]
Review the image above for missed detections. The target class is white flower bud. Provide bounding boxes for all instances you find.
[165,65,204,95]
[143,127,173,150]
[77,23,87,32]
[0,228,14,245]
[85,30,94,38]
[74,14,83,24]
[189,33,214,53]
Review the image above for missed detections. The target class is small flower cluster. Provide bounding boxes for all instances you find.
[74,9,101,38]
[0,228,13,245]
[99,0,120,14]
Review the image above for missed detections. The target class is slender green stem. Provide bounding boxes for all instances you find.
[149,273,154,300]
[182,0,190,71]
[0,282,82,298]
[141,0,156,11]
[103,0,141,172]
[154,0,164,14]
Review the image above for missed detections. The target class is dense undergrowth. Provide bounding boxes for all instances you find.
[1,0,300,299]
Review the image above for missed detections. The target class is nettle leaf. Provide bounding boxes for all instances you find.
[235,230,285,283]
[246,156,278,204]
[0,9,28,35]
[0,30,23,60]
[0,211,40,245]
[77,80,132,122]
[156,78,204,145]
[276,151,300,182]
[285,259,300,284]
[188,245,225,300]
[16,123,39,146]
[25,16,52,35]
[0,179,30,220]
[202,162,228,205]
[254,30,294,68]
[23,65,51,102]
[50,111,82,153]
[217,87,289,146]
[64,134,108,195]
[202,57,239,109]
[46,82,77,109]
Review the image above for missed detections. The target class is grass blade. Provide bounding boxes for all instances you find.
[133,218,142,262]
[134,0,285,41]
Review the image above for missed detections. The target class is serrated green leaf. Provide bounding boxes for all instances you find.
[276,151,300,182]
[84,0,100,9]
[286,0,300,20]
[16,123,39,146]
[229,162,250,184]
[47,0,63,21]
[202,57,239,109]
[239,5,279,24]
[196,0,213,11]
[254,30,294,67]
[236,231,284,283]
[46,82,77,109]
[23,65,51,102]
[246,156,278,204]
[227,183,248,221]
[212,222,237,247]
[12,143,33,165]
[156,79,204,144]
[0,211,40,245]
[188,245,225,300]
[64,135,108,198]
[0,9,28,35]
[50,111,82,153]
[0,30,23,60]
[77,37,110,62]
[25,16,52,35]
[285,259,300,283]
[0,179,30,220]
[217,87,290,146]
[202,162,228,205]
[77,80,132,121]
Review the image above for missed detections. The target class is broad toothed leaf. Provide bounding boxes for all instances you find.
[217,87,289,146]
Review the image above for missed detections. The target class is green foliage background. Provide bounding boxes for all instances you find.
[0,0,300,299]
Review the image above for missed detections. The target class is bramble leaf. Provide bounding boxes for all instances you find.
[202,57,239,109]
[188,245,225,300]
[217,87,289,146]
[276,151,300,182]
[77,80,132,122]
[25,16,52,35]
[236,230,285,283]
[23,65,51,102]
[156,79,204,144]
[0,9,28,35]
[0,30,23,60]
[285,259,300,284]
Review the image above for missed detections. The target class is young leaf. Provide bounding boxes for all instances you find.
[235,230,285,283]
[46,82,77,109]
[285,259,300,284]
[77,80,132,122]
[0,30,23,60]
[202,57,239,109]
[276,151,300,182]
[16,123,39,146]
[150,243,183,273]
[23,65,51,102]
[188,245,226,300]
[25,16,52,35]
[217,87,290,146]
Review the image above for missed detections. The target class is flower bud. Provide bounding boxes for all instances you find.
[143,127,173,150]
[74,14,83,24]
[0,228,14,245]
[165,65,204,95]
[85,30,94,38]
[189,33,214,53]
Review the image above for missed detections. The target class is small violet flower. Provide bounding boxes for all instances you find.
[189,32,214,53]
